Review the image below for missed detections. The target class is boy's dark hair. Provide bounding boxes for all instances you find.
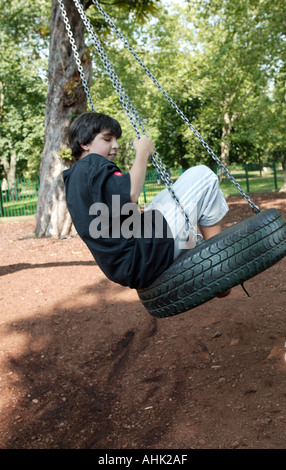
[69,112,122,160]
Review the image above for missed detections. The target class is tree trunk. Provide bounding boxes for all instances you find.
[220,114,232,168]
[2,142,17,200]
[35,0,91,238]
[258,148,262,177]
[220,93,238,169]
[279,170,286,192]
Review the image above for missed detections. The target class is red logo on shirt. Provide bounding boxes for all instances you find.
[114,171,124,176]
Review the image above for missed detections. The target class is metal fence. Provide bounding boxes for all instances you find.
[0,163,284,217]
[0,178,39,217]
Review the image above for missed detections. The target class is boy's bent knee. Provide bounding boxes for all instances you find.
[197,164,217,178]
[183,165,216,178]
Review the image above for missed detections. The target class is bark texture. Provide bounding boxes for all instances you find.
[35,0,91,237]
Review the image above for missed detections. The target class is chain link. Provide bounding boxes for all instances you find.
[91,0,260,215]
[57,0,95,111]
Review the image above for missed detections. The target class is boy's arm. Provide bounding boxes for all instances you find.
[129,135,154,203]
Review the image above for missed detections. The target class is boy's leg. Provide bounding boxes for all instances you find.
[145,165,229,259]
[199,222,222,240]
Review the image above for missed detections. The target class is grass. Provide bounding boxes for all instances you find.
[219,169,284,196]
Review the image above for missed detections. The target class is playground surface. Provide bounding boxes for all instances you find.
[0,192,286,449]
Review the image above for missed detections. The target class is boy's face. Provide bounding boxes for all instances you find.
[80,128,119,162]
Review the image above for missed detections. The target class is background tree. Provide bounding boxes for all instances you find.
[89,0,285,175]
[0,0,49,193]
[186,0,286,169]
[274,64,286,191]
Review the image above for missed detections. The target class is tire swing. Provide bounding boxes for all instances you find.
[138,208,286,318]
[58,0,286,318]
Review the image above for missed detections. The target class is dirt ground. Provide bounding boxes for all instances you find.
[0,192,286,450]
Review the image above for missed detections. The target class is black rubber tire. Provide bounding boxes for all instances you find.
[137,208,286,318]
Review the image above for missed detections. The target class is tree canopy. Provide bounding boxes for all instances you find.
[86,0,285,171]
[0,0,50,182]
[1,0,285,177]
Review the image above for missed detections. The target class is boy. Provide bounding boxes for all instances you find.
[63,112,229,289]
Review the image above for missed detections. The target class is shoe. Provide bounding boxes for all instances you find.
[217,289,231,298]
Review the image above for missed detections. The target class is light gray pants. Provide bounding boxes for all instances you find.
[145,165,229,259]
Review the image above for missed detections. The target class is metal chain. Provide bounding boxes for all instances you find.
[70,0,173,188]
[57,0,95,111]
[59,0,202,241]
[91,0,260,214]
[69,0,176,192]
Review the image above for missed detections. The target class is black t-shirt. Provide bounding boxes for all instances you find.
[63,154,174,288]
